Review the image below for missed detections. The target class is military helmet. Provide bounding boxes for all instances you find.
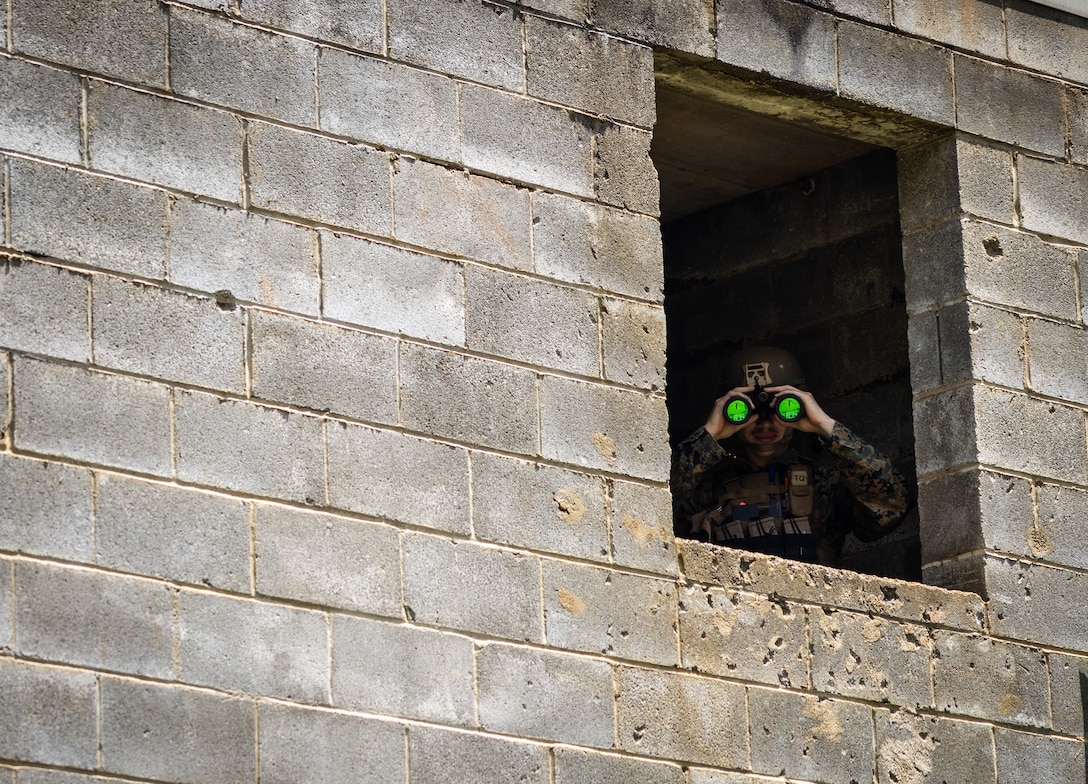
[725,345,805,388]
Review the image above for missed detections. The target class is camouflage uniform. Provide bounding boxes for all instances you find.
[672,421,908,564]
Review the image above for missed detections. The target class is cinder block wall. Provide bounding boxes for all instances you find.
[2,1,1087,783]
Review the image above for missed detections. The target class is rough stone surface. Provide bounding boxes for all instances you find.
[935,300,1024,390]
[0,59,81,164]
[410,726,549,784]
[601,298,666,391]
[0,659,97,769]
[553,747,684,784]
[589,0,715,55]
[593,122,660,216]
[0,559,10,653]
[1027,318,1088,405]
[1034,484,1088,571]
[874,710,997,784]
[892,0,1005,58]
[237,0,383,52]
[994,728,1086,784]
[0,455,92,561]
[1072,87,1088,166]
[1018,154,1088,246]
[610,479,676,575]
[986,557,1088,651]
[0,258,89,362]
[1048,652,1088,738]
[1005,0,1088,86]
[912,384,976,477]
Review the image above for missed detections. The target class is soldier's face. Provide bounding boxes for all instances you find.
[737,415,790,461]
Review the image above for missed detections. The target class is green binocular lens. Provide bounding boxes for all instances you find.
[775,394,803,422]
[722,392,804,425]
[725,398,752,424]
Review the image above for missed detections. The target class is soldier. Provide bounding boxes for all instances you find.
[671,346,908,566]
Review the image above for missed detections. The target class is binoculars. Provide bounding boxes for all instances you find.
[723,383,804,425]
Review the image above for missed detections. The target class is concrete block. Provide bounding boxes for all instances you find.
[87,82,242,203]
[331,614,475,724]
[749,688,873,781]
[614,666,745,767]
[388,0,524,91]
[14,357,171,476]
[906,311,940,393]
[912,384,976,477]
[545,560,676,664]
[321,232,465,344]
[533,192,664,301]
[259,702,406,784]
[393,156,532,271]
[954,55,1065,157]
[994,728,1085,784]
[1019,155,1088,246]
[0,659,97,768]
[811,609,933,708]
[175,390,325,503]
[256,504,401,616]
[593,122,660,216]
[460,84,594,196]
[16,561,174,678]
[465,265,599,375]
[0,258,89,362]
[986,557,1088,651]
[934,300,1024,390]
[1048,652,1088,738]
[526,16,654,127]
[12,0,167,87]
[589,0,715,55]
[248,123,390,235]
[168,199,319,314]
[96,473,250,592]
[0,455,92,561]
[251,310,397,422]
[400,344,538,454]
[1072,87,1088,166]
[319,49,458,162]
[93,276,245,392]
[0,58,81,164]
[610,479,676,576]
[974,387,1088,484]
[170,8,316,125]
[471,451,609,562]
[404,534,542,641]
[554,747,684,784]
[0,559,9,653]
[874,710,996,784]
[687,772,782,784]
[1035,484,1088,571]
[540,375,670,481]
[523,0,586,20]
[100,677,255,784]
[410,725,549,784]
[236,0,382,52]
[716,0,837,92]
[1027,318,1088,404]
[9,159,168,279]
[601,298,665,391]
[892,0,1005,58]
[839,21,954,125]
[1006,0,1088,86]
[679,586,808,688]
[326,422,470,534]
[478,642,614,747]
[178,590,327,701]
[918,469,1032,564]
[898,137,1015,230]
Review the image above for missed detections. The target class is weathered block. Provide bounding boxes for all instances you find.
[248,123,390,234]
[465,265,599,375]
[716,0,837,92]
[331,614,475,725]
[478,642,615,747]
[589,0,715,55]
[1072,87,1088,166]
[170,8,316,126]
[614,666,745,767]
[16,561,174,678]
[610,479,676,576]
[235,0,382,52]
[1034,484,1088,571]
[321,232,465,343]
[986,557,1088,651]
[679,586,808,688]
[100,677,255,784]
[12,0,168,87]
[168,199,319,314]
[9,159,168,279]
[96,473,250,592]
[593,122,660,216]
[259,702,406,784]
[14,357,171,476]
[0,659,97,769]
[934,300,1024,390]
[410,725,549,784]
[1048,652,1088,738]
[540,376,670,481]
[994,728,1086,784]
[1006,0,1088,86]
[874,710,996,784]
[892,0,1005,58]
[0,58,81,164]
[0,559,9,653]
[554,747,684,784]
[524,0,586,20]
[93,276,245,392]
[178,590,328,701]
[393,157,532,271]
[400,344,538,454]
[87,82,243,202]
[954,55,1066,157]
[319,49,458,162]
[533,192,663,301]
[403,533,543,642]
[251,310,397,423]
[912,384,976,477]
[0,258,89,362]
[601,298,665,391]
[0,455,91,561]
[1018,155,1088,246]
[545,561,677,664]
[526,16,654,127]
[175,390,325,503]
[388,0,524,91]
[471,451,608,561]
[460,84,594,196]
[687,771,778,784]
[1027,318,1088,405]
[327,422,471,533]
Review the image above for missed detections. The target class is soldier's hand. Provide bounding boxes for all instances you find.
[704,386,756,440]
[766,385,836,439]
